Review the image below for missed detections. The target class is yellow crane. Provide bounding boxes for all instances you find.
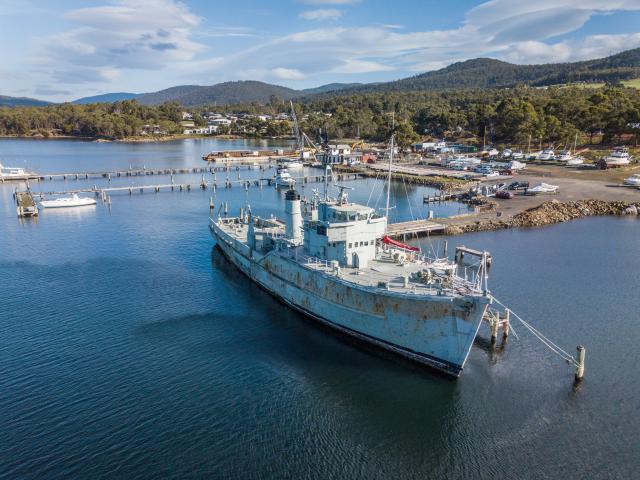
[350,140,366,151]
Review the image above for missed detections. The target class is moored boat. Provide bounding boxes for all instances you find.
[209,138,494,377]
[0,162,39,181]
[274,168,296,188]
[40,193,97,208]
[279,160,303,169]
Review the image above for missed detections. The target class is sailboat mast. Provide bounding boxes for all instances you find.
[290,100,302,157]
[385,135,394,220]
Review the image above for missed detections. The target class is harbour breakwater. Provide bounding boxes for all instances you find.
[443,199,640,235]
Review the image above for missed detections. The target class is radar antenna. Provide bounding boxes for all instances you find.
[334,184,354,205]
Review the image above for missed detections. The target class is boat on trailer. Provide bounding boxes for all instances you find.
[528,183,559,194]
[603,147,632,167]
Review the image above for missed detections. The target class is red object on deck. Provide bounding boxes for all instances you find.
[382,235,420,252]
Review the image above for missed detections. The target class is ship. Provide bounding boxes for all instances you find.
[209,180,494,378]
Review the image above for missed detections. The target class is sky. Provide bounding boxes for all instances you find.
[2,0,640,102]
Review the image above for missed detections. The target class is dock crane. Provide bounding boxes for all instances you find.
[290,101,321,159]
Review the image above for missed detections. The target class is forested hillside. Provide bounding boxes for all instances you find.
[136,81,299,106]
[0,95,51,107]
[335,48,640,94]
[0,101,184,138]
[72,93,141,104]
[2,86,637,147]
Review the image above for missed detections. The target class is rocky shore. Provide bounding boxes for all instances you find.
[443,199,640,235]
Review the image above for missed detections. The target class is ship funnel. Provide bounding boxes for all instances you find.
[285,188,302,241]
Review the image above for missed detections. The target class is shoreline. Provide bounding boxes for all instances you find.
[439,199,639,235]
[0,133,293,143]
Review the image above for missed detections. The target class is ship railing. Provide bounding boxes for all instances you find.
[285,250,484,296]
[301,256,474,296]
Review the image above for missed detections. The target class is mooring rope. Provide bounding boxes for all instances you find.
[491,296,578,367]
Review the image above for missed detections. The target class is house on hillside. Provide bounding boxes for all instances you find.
[140,124,166,135]
[208,118,232,127]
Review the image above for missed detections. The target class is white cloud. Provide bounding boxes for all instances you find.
[197,26,255,38]
[299,9,343,21]
[329,59,394,74]
[17,0,640,97]
[30,0,203,86]
[272,67,307,80]
[503,41,573,64]
[184,0,640,87]
[300,0,360,4]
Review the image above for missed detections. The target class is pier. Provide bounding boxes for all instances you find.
[15,191,38,217]
[36,165,266,181]
[423,192,459,203]
[385,219,445,237]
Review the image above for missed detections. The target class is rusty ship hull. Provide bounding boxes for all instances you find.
[211,219,489,377]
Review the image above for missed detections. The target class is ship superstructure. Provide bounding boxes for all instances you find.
[210,175,491,376]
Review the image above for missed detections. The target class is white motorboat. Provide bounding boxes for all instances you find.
[604,147,632,167]
[0,162,39,181]
[555,150,574,162]
[537,148,555,161]
[281,160,303,169]
[623,174,640,187]
[443,155,480,169]
[501,149,512,159]
[275,168,296,188]
[566,156,584,166]
[507,160,526,170]
[511,150,524,160]
[40,193,97,208]
[528,182,559,194]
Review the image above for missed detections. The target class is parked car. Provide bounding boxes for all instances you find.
[474,165,494,175]
[496,190,514,199]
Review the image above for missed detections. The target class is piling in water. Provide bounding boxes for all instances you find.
[575,345,586,381]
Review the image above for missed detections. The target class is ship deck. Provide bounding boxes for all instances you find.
[214,217,483,297]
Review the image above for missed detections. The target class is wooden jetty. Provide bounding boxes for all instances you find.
[15,191,38,217]
[36,164,272,181]
[423,192,459,203]
[27,171,336,204]
[202,149,297,162]
[386,219,445,238]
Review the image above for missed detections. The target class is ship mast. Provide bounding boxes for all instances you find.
[385,134,394,220]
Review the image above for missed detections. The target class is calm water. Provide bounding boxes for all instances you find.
[1,139,639,479]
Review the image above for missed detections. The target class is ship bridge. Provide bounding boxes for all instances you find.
[304,200,386,269]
